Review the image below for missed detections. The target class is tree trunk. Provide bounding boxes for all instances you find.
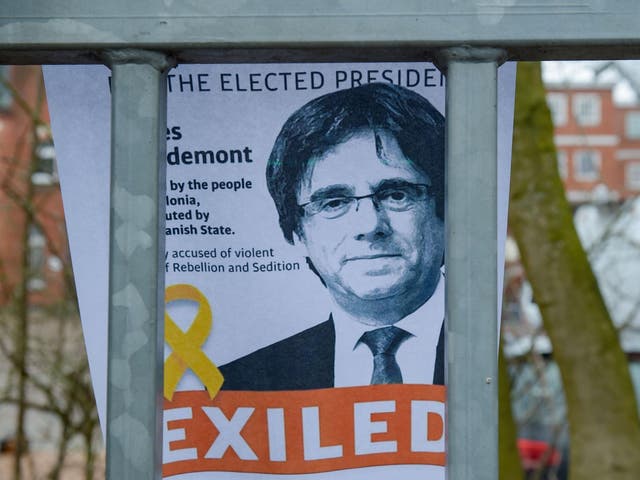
[12,71,42,480]
[509,62,640,480]
[83,428,95,480]
[499,342,525,480]
[13,243,28,480]
[48,422,71,480]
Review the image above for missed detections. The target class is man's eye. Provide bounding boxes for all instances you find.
[380,188,409,202]
[320,197,351,211]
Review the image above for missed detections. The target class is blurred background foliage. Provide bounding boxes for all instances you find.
[0,65,102,480]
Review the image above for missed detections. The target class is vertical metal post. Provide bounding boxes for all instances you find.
[439,47,504,480]
[105,50,173,480]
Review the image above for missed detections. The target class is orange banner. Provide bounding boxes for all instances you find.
[163,385,446,476]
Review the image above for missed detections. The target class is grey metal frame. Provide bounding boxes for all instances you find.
[438,47,503,480]
[2,1,638,479]
[105,50,174,480]
[1,0,640,63]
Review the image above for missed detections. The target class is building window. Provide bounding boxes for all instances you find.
[27,225,46,291]
[31,125,58,185]
[625,112,640,140]
[546,93,568,126]
[626,163,640,190]
[557,150,568,179]
[0,65,12,111]
[572,93,601,126]
[574,150,601,181]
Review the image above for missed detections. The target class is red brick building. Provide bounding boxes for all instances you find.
[546,81,640,204]
[0,65,68,306]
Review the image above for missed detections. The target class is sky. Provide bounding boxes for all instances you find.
[543,60,640,105]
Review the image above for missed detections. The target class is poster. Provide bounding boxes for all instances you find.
[44,62,515,479]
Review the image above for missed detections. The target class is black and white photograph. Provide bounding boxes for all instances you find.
[220,82,446,391]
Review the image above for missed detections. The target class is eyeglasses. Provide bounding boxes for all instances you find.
[298,182,431,219]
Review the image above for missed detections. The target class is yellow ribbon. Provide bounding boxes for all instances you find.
[164,284,224,401]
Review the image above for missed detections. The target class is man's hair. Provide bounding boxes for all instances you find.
[266,82,445,244]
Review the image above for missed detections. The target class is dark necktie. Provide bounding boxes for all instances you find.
[359,326,411,384]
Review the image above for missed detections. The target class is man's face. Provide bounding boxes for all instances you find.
[296,130,444,307]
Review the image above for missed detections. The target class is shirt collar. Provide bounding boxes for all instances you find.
[333,272,445,353]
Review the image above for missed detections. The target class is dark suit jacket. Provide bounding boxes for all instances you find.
[220,318,445,391]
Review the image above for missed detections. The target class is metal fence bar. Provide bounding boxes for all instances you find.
[441,48,503,480]
[2,0,640,62]
[106,50,172,480]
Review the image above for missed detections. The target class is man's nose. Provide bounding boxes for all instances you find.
[353,197,392,240]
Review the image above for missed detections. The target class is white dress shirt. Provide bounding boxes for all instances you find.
[333,273,445,387]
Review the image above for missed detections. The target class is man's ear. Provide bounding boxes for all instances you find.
[291,230,308,254]
[292,230,327,287]
[292,231,316,258]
